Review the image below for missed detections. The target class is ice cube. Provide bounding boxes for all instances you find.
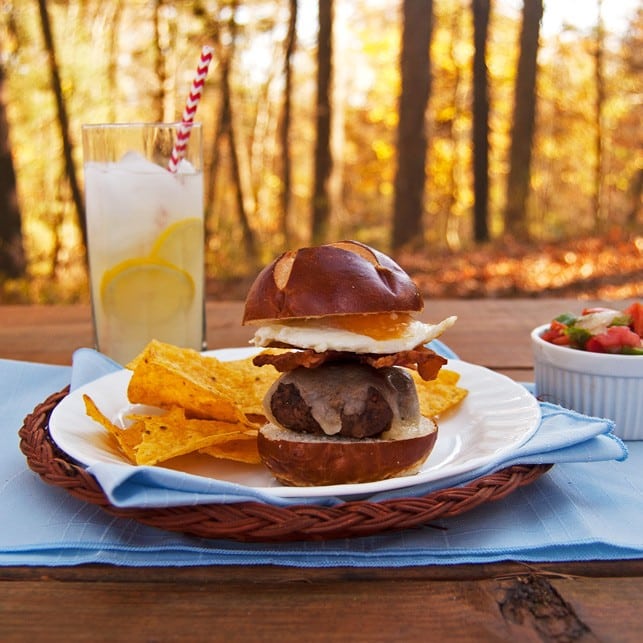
[176,158,196,174]
[118,151,167,174]
[85,161,165,253]
[84,147,203,264]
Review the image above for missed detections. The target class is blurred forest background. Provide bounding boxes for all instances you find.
[0,0,641,304]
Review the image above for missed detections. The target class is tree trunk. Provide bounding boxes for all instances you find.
[153,0,169,122]
[472,0,490,243]
[392,0,433,251]
[0,64,26,278]
[594,0,605,230]
[625,168,642,229]
[205,90,226,227]
[278,0,297,249]
[36,0,87,250]
[503,0,543,240]
[311,0,333,245]
[225,89,257,264]
[444,3,466,251]
[217,4,258,264]
[203,12,222,219]
[107,0,123,122]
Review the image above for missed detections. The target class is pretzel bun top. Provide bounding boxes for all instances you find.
[242,240,423,325]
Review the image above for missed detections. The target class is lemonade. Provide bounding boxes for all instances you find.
[83,124,205,364]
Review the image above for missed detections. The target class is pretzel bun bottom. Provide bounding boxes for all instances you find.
[257,418,438,487]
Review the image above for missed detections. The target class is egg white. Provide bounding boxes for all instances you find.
[251,315,457,354]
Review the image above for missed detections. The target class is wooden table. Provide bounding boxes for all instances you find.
[1,298,642,642]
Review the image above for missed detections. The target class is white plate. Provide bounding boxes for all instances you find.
[49,347,541,500]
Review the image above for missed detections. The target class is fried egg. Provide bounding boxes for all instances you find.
[251,313,457,354]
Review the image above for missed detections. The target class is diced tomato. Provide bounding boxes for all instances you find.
[540,320,570,344]
[542,303,642,353]
[540,328,559,342]
[624,302,643,337]
[585,325,642,353]
[585,337,605,352]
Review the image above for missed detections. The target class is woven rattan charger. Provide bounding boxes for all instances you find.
[19,387,552,543]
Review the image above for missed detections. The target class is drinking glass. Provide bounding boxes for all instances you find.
[82,122,205,364]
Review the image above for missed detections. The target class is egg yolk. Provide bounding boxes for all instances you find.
[283,313,414,340]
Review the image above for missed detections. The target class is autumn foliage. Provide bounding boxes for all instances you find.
[399,231,642,300]
[0,1,641,304]
[205,230,642,302]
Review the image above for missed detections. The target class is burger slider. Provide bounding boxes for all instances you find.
[242,240,457,486]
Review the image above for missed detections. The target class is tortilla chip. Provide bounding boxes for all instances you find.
[199,435,261,464]
[126,340,253,424]
[83,394,143,461]
[216,355,278,417]
[411,368,468,417]
[127,406,257,465]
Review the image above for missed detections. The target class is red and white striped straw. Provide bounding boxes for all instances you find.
[167,45,214,173]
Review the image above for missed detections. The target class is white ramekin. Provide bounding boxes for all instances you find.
[531,324,643,440]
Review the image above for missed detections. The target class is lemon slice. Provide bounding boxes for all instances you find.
[150,217,203,274]
[101,258,194,323]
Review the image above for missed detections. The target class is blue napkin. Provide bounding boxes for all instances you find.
[1,353,640,568]
[64,346,626,509]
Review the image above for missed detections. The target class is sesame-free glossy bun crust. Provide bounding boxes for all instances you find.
[257,418,438,487]
[242,240,423,324]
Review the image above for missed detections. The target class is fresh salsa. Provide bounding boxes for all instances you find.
[540,302,643,355]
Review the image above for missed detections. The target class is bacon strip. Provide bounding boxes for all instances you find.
[252,346,447,381]
[364,348,447,381]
